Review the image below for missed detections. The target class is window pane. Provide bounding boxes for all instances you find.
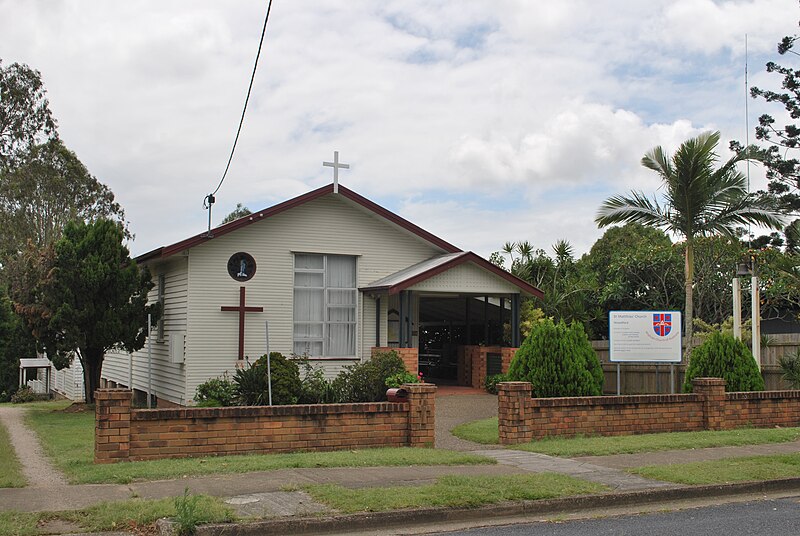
[295,272,323,288]
[328,307,355,322]
[293,289,324,321]
[327,255,355,288]
[295,254,323,269]
[294,340,323,357]
[327,323,355,356]
[328,289,356,305]
[294,323,323,338]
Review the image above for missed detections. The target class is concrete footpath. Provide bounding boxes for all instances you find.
[3,394,800,534]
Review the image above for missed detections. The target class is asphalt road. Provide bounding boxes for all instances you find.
[430,497,800,536]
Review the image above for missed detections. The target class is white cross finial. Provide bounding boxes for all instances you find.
[323,151,349,194]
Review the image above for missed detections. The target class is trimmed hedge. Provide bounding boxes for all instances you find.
[507,318,603,397]
[683,331,764,392]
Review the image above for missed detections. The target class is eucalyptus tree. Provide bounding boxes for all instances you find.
[595,131,784,356]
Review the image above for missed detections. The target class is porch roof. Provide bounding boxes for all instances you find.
[359,251,543,298]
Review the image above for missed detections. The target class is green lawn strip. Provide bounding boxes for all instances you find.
[303,473,606,513]
[25,405,494,485]
[451,417,499,444]
[0,417,26,488]
[452,417,800,457]
[631,453,800,485]
[0,495,233,536]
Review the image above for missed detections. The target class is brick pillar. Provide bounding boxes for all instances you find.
[405,383,436,448]
[372,347,418,376]
[693,377,727,431]
[498,382,533,445]
[95,388,132,464]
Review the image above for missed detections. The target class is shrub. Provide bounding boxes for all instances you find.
[484,373,510,395]
[296,357,343,404]
[683,332,765,392]
[779,349,800,389]
[385,371,420,388]
[11,385,38,404]
[333,350,406,402]
[194,374,236,407]
[234,352,301,405]
[507,318,603,397]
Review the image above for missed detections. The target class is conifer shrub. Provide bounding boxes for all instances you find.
[234,352,302,405]
[507,318,603,397]
[683,331,764,392]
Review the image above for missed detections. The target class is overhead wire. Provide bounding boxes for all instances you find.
[204,0,274,229]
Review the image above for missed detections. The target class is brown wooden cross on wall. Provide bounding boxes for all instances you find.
[221,286,263,360]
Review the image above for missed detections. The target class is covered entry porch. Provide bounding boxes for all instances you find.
[362,252,542,388]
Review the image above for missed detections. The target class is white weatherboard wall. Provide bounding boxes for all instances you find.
[409,262,519,295]
[182,194,447,403]
[53,359,84,401]
[102,257,188,404]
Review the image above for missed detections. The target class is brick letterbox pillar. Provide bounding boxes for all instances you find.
[95,388,132,464]
[498,382,533,445]
[693,377,727,431]
[405,383,436,448]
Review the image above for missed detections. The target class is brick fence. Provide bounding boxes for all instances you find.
[498,378,800,444]
[95,383,436,464]
[457,346,518,389]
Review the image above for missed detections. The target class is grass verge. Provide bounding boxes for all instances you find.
[25,403,494,484]
[631,452,800,485]
[304,473,606,513]
[452,417,800,457]
[0,495,234,536]
[451,417,499,445]
[0,418,26,488]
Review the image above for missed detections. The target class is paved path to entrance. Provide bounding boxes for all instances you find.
[0,406,68,488]
[435,390,498,451]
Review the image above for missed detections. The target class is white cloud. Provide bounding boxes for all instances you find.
[0,0,795,256]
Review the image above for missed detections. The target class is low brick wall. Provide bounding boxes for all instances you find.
[95,383,436,464]
[498,378,800,444]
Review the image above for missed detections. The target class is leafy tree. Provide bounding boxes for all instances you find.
[683,331,764,392]
[507,318,603,397]
[0,60,57,170]
[220,203,252,225]
[596,131,783,358]
[0,287,35,401]
[584,223,683,335]
[10,219,155,403]
[0,138,127,262]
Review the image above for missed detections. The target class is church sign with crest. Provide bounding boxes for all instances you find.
[609,311,682,363]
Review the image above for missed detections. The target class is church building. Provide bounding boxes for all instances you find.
[101,181,541,406]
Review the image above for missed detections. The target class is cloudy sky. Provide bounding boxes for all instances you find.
[0,0,797,259]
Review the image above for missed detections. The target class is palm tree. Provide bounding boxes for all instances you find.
[595,131,784,358]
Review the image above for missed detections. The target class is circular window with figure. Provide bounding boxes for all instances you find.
[227,252,256,282]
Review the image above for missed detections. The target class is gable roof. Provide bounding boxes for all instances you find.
[360,251,544,298]
[136,183,461,263]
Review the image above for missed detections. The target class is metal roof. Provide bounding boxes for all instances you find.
[360,251,543,298]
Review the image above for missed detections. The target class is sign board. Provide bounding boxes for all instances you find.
[609,311,682,363]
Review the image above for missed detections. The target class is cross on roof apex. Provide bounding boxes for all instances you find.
[322,151,349,194]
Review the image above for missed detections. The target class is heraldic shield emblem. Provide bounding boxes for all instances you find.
[653,313,672,336]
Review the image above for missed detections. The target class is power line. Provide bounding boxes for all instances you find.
[204,0,274,233]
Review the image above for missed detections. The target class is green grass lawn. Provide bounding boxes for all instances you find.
[631,453,800,485]
[0,495,233,536]
[304,473,606,513]
[25,402,494,484]
[452,417,800,457]
[0,418,26,488]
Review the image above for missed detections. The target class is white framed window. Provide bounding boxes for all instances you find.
[293,254,356,357]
